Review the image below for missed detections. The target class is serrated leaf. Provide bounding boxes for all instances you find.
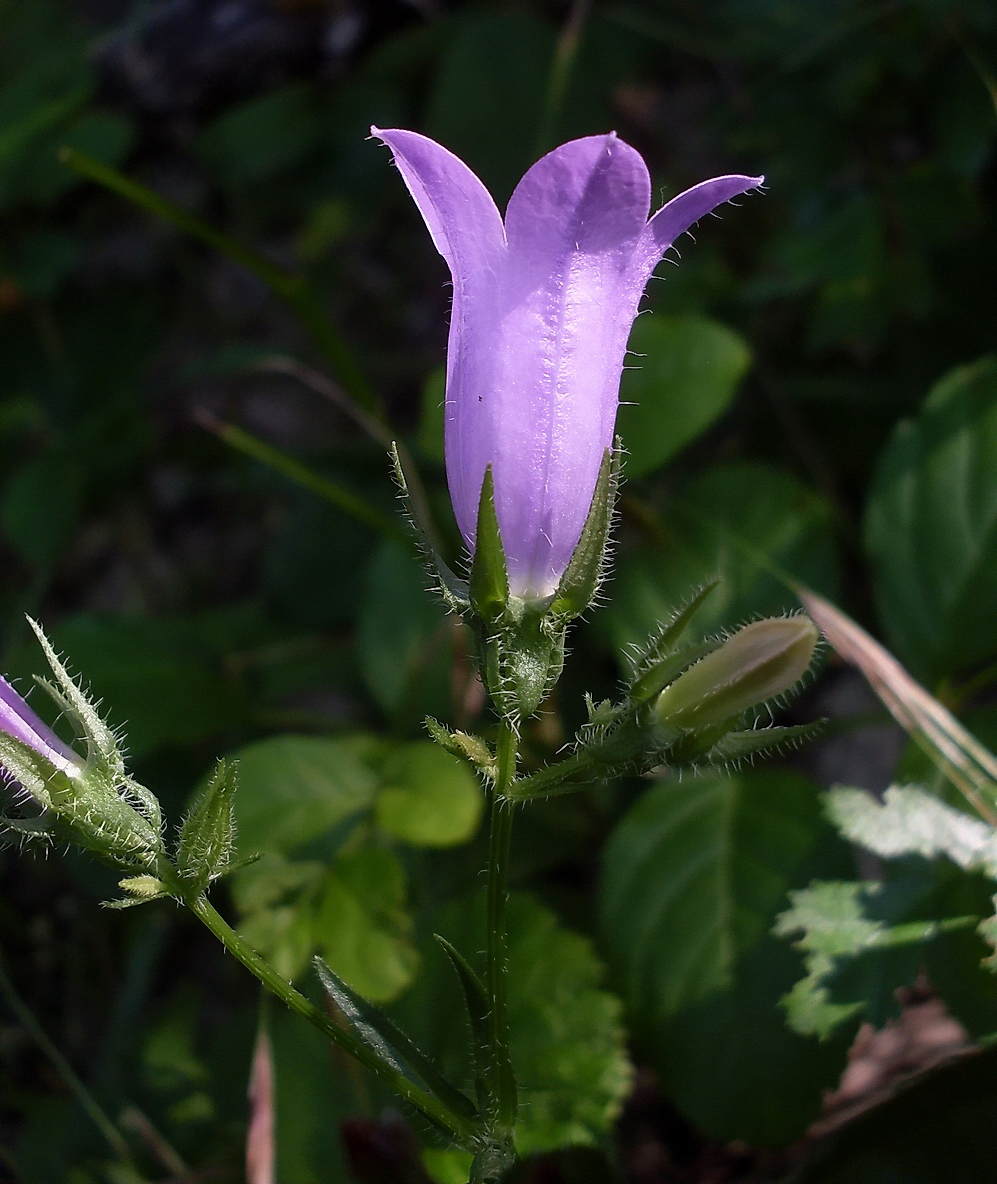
[866,357,997,679]
[826,784,997,876]
[775,880,978,1039]
[600,771,854,1144]
[375,741,484,848]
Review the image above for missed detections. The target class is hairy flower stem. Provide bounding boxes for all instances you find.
[188,896,480,1147]
[484,720,520,1153]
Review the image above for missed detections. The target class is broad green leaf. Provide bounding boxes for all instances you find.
[357,539,453,724]
[618,315,751,477]
[394,894,631,1157]
[375,741,484,847]
[231,734,380,855]
[866,356,997,679]
[599,771,854,1144]
[826,784,997,876]
[1,449,80,570]
[604,462,838,657]
[16,614,250,756]
[314,847,419,1003]
[196,83,324,185]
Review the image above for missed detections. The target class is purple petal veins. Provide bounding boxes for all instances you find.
[0,676,81,777]
[374,127,762,599]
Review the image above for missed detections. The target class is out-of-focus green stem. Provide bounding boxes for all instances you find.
[194,409,408,546]
[0,955,134,1166]
[485,721,519,1136]
[535,0,593,156]
[58,147,379,416]
[188,896,481,1147]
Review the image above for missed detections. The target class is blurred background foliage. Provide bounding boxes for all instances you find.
[1,0,996,1181]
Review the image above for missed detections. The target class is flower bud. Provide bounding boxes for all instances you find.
[654,616,819,730]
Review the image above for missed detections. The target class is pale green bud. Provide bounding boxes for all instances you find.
[654,616,819,730]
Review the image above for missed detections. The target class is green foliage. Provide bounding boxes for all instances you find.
[399,893,631,1160]
[357,539,454,725]
[618,315,752,478]
[604,462,839,655]
[600,772,855,1144]
[375,742,483,847]
[866,358,997,680]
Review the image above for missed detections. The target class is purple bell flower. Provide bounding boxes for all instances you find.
[0,675,81,779]
[374,128,762,601]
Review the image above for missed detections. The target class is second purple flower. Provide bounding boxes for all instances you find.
[375,127,761,601]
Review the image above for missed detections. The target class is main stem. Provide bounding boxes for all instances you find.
[485,719,519,1133]
[188,896,479,1146]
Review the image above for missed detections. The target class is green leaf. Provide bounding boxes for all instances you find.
[599,771,854,1144]
[375,741,484,848]
[469,467,509,623]
[314,847,419,1003]
[774,880,973,1039]
[426,12,555,200]
[551,449,618,620]
[603,462,839,657]
[393,894,631,1157]
[313,954,478,1121]
[357,539,453,724]
[176,759,238,894]
[230,734,380,856]
[196,83,324,186]
[417,367,446,464]
[826,784,997,876]
[865,356,997,679]
[618,315,751,477]
[1,449,81,571]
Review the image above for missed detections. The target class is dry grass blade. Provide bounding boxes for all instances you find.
[798,588,997,827]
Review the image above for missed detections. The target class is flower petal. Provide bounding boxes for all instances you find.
[487,134,652,598]
[0,676,80,776]
[631,173,764,286]
[372,127,507,546]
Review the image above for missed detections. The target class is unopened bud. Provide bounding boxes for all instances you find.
[654,616,818,730]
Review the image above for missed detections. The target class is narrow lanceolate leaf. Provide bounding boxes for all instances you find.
[27,617,121,774]
[389,443,469,610]
[435,935,492,1110]
[469,466,509,622]
[177,759,239,895]
[550,448,618,620]
[703,721,824,768]
[312,956,478,1122]
[799,587,997,823]
[628,638,719,707]
[826,784,997,877]
[628,579,720,682]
